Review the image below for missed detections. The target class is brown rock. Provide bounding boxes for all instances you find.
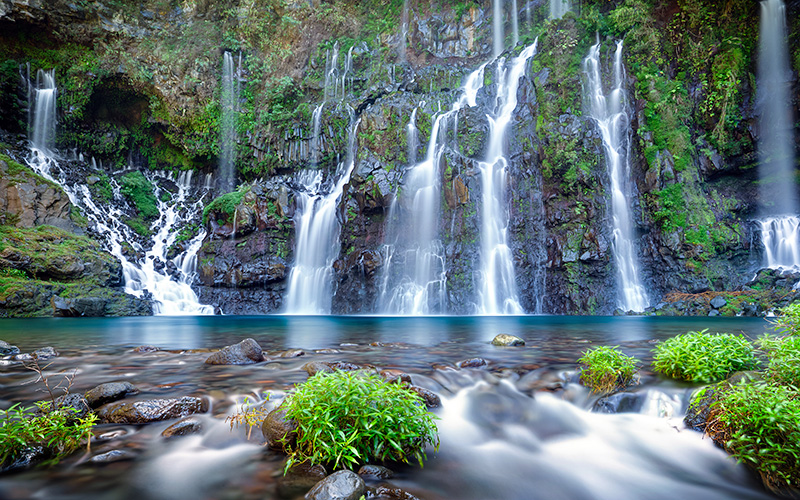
[97,397,208,424]
[205,338,265,365]
[408,386,441,408]
[261,406,297,450]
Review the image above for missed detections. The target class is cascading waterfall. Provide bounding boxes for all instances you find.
[584,40,649,312]
[493,0,504,57]
[549,0,571,19]
[476,41,538,315]
[24,69,213,315]
[220,51,241,192]
[511,0,519,48]
[399,0,409,64]
[379,66,488,315]
[285,113,360,315]
[757,0,799,270]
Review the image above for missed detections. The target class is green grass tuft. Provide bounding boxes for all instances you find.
[577,346,639,393]
[652,329,759,383]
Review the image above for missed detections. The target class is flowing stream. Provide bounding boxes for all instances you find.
[757,0,799,269]
[584,40,649,312]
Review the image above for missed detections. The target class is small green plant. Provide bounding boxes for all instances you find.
[758,335,800,387]
[652,330,759,383]
[716,382,800,488]
[772,302,800,336]
[577,346,639,393]
[281,371,439,472]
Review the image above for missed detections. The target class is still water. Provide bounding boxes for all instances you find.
[0,316,777,499]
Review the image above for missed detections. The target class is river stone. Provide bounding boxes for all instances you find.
[278,348,305,358]
[161,417,203,439]
[85,382,139,408]
[38,393,91,421]
[372,485,422,500]
[593,392,645,414]
[305,470,365,500]
[710,296,727,309]
[15,346,58,361]
[357,464,394,479]
[0,340,20,356]
[491,334,525,346]
[262,406,297,449]
[278,463,327,499]
[408,386,441,408]
[96,396,208,424]
[205,338,265,365]
[458,357,488,368]
[0,445,45,473]
[90,449,135,463]
[133,345,159,353]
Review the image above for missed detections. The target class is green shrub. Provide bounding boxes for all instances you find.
[717,382,800,488]
[282,370,439,471]
[772,302,800,336]
[652,329,759,383]
[0,403,97,467]
[577,346,639,393]
[202,187,248,225]
[120,171,158,219]
[759,335,800,387]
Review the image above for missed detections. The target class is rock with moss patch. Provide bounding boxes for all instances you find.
[491,334,525,346]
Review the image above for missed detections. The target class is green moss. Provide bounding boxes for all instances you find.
[202,186,250,225]
[120,171,158,219]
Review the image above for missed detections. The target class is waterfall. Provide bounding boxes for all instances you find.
[400,0,409,64]
[30,69,57,155]
[511,0,519,48]
[584,40,649,312]
[407,107,419,165]
[220,51,241,192]
[476,41,537,315]
[757,0,798,269]
[324,42,340,102]
[549,0,571,19]
[24,70,213,315]
[379,64,488,315]
[493,0,504,58]
[285,114,360,314]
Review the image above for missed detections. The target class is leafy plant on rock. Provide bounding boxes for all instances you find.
[577,345,639,393]
[652,329,759,383]
[281,370,438,472]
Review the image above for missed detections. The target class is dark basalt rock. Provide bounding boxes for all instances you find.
[89,449,135,463]
[458,357,488,368]
[0,446,46,473]
[0,340,20,356]
[305,470,365,500]
[408,386,441,408]
[51,295,107,317]
[262,406,298,450]
[15,346,58,361]
[357,465,394,479]
[278,463,327,499]
[161,417,203,439]
[371,485,422,500]
[593,392,645,414]
[96,396,208,424]
[204,338,265,365]
[85,382,139,408]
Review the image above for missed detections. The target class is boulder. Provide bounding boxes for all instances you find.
[15,346,58,361]
[161,417,203,439]
[357,464,394,479]
[85,382,139,408]
[305,470,365,500]
[709,296,727,309]
[458,357,488,368]
[96,397,208,424]
[0,340,20,356]
[277,463,327,499]
[262,406,298,450]
[372,485,422,500]
[51,296,107,317]
[491,334,525,346]
[89,450,135,463]
[204,338,264,365]
[408,386,441,408]
[38,393,91,421]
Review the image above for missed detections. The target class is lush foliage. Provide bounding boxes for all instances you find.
[758,335,800,387]
[717,382,800,488]
[0,402,97,467]
[772,302,800,336]
[282,370,438,471]
[120,171,158,219]
[577,346,639,393]
[202,186,249,225]
[652,330,759,383]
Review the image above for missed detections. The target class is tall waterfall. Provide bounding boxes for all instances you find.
[757,0,799,269]
[549,0,571,19]
[400,0,409,64]
[511,0,519,47]
[24,69,213,315]
[30,69,56,154]
[285,114,360,314]
[477,41,538,315]
[584,40,649,312]
[379,66,487,315]
[493,0,504,57]
[220,51,241,192]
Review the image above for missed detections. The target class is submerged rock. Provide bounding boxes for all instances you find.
[161,417,203,439]
[357,464,394,479]
[491,334,525,346]
[371,485,422,500]
[85,382,139,408]
[89,449,135,463]
[96,396,208,424]
[593,392,645,414]
[262,406,298,450]
[458,357,488,368]
[204,338,265,365]
[305,470,365,500]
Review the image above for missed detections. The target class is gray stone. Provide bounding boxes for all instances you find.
[52,296,107,317]
[205,338,264,365]
[97,397,208,424]
[709,296,727,309]
[357,464,394,479]
[85,382,139,408]
[708,309,720,317]
[15,346,58,361]
[491,334,525,346]
[161,417,203,439]
[408,386,441,408]
[593,392,645,414]
[0,340,20,356]
[38,393,91,421]
[89,449,135,463]
[305,470,365,500]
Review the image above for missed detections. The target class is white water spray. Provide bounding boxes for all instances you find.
[477,41,538,315]
[220,51,241,192]
[549,0,571,19]
[493,0,504,58]
[30,69,57,154]
[584,40,649,312]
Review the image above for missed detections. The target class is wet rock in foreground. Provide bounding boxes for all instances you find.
[262,406,298,450]
[96,396,208,424]
[85,382,139,408]
[305,470,365,500]
[205,338,265,365]
[161,417,203,439]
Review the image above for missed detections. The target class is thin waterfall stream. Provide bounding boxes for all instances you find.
[583,40,649,313]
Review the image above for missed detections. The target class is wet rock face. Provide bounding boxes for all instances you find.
[305,470,366,500]
[96,396,208,424]
[262,406,298,450]
[0,340,20,356]
[491,334,525,346]
[204,338,265,365]
[85,382,139,408]
[161,417,203,439]
[0,158,73,231]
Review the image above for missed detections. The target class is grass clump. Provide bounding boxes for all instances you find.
[715,382,800,489]
[577,346,639,393]
[119,171,158,219]
[202,186,249,225]
[772,302,800,336]
[0,402,97,468]
[282,370,438,472]
[759,335,800,387]
[652,329,759,383]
